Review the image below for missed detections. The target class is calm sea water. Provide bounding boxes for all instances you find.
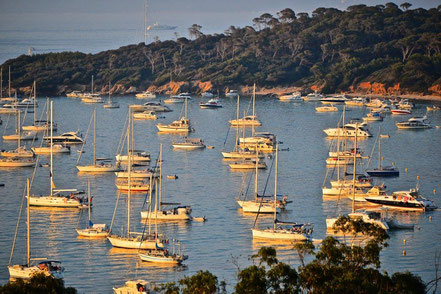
[1,96,441,292]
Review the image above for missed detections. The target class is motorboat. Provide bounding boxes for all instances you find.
[316,105,338,112]
[303,92,323,101]
[278,92,302,101]
[116,150,151,163]
[43,131,84,144]
[164,93,192,103]
[225,89,239,98]
[366,166,399,177]
[3,130,36,141]
[130,102,171,112]
[172,137,206,150]
[364,99,384,108]
[320,94,349,104]
[157,118,191,133]
[199,98,222,109]
[362,112,383,122]
[115,179,151,191]
[133,111,157,120]
[397,99,414,110]
[202,91,214,98]
[4,98,38,108]
[136,91,156,99]
[396,116,431,129]
[391,109,411,115]
[365,188,437,211]
[324,122,371,137]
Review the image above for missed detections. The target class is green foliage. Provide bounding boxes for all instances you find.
[0,273,77,294]
[2,4,441,95]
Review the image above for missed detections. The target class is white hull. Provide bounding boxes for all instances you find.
[116,154,150,163]
[3,132,36,141]
[139,253,182,264]
[8,265,63,280]
[140,210,191,221]
[252,228,307,241]
[221,151,262,159]
[81,97,104,103]
[1,149,34,158]
[324,128,371,137]
[229,162,266,169]
[172,143,205,150]
[115,182,150,191]
[76,228,109,238]
[107,235,164,249]
[237,200,277,213]
[0,158,35,167]
[77,164,119,172]
[29,196,86,208]
[156,124,191,133]
[32,145,70,154]
[316,106,338,112]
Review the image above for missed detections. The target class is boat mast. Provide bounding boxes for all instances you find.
[352,123,358,213]
[184,97,188,120]
[93,108,96,166]
[252,84,256,136]
[33,81,36,124]
[273,143,278,230]
[26,178,30,267]
[378,133,381,170]
[88,179,91,224]
[159,144,163,211]
[1,67,2,98]
[234,95,240,152]
[17,110,21,150]
[127,110,131,237]
[8,65,11,98]
[50,101,54,196]
[254,146,258,200]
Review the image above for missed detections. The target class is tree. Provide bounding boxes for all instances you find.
[0,273,77,293]
[277,8,296,23]
[188,24,203,40]
[400,2,412,11]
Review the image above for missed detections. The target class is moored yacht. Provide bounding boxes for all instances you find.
[43,131,84,144]
[365,188,437,211]
[324,122,372,137]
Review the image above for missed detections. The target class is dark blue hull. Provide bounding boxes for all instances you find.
[366,168,399,177]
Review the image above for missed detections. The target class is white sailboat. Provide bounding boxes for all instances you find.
[29,102,89,208]
[2,109,37,141]
[103,81,120,108]
[252,146,312,241]
[76,181,110,237]
[140,145,192,221]
[8,179,65,279]
[156,98,192,133]
[81,76,104,103]
[22,85,57,132]
[237,151,285,213]
[139,242,187,265]
[229,84,261,127]
[1,110,35,158]
[76,109,120,172]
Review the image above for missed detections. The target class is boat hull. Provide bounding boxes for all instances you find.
[252,228,307,241]
[77,165,120,172]
[139,253,182,264]
[29,196,86,208]
[76,228,109,238]
[140,210,191,221]
[107,236,164,249]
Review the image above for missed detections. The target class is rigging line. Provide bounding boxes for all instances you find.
[116,110,129,156]
[75,109,94,165]
[261,154,275,196]
[8,185,27,266]
[366,128,380,168]
[109,190,122,233]
[222,126,231,148]
[253,155,276,228]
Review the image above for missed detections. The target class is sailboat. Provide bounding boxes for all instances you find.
[32,100,70,154]
[1,66,18,102]
[81,75,104,103]
[229,84,261,127]
[2,108,37,141]
[108,120,166,249]
[22,83,57,132]
[1,110,35,158]
[252,146,312,241]
[156,97,192,133]
[326,123,389,231]
[366,130,399,177]
[29,102,89,208]
[76,109,120,172]
[76,180,110,237]
[140,145,192,221]
[8,179,65,279]
[103,81,120,108]
[236,150,287,213]
[139,242,187,265]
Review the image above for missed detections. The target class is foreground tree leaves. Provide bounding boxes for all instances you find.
[0,273,77,294]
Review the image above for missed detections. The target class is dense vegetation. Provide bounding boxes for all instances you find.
[2,3,441,95]
[0,273,77,294]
